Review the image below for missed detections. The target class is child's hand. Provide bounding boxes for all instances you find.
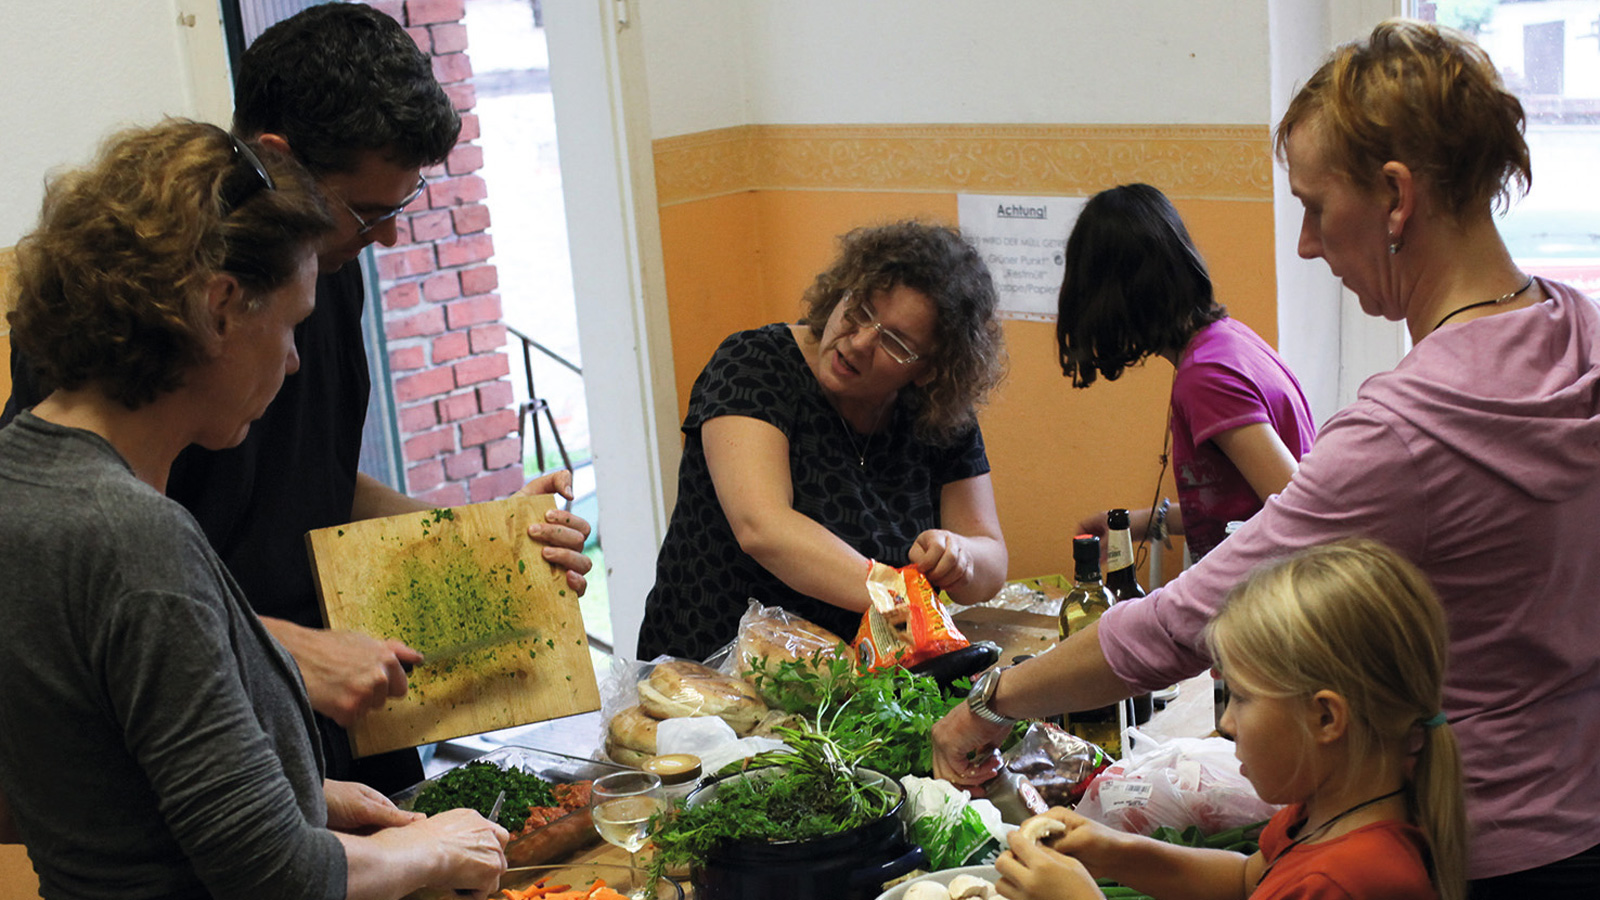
[995,838,1102,900]
[1016,809,1123,874]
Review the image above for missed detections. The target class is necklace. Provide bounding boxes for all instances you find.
[1257,787,1405,884]
[1431,276,1534,332]
[837,410,883,468]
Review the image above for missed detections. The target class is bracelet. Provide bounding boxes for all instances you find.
[1149,498,1171,547]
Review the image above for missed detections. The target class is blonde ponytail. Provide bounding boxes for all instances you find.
[1205,539,1467,900]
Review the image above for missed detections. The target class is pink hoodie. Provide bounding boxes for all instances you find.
[1099,280,1600,879]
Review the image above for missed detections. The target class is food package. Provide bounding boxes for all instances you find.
[638,659,767,732]
[899,775,1010,870]
[853,562,970,670]
[732,600,846,673]
[1000,721,1111,811]
[1073,728,1279,835]
[598,655,769,767]
[708,600,848,709]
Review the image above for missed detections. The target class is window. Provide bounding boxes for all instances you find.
[1421,0,1600,296]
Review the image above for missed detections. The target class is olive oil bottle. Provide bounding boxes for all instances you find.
[1058,534,1126,756]
[1104,509,1154,726]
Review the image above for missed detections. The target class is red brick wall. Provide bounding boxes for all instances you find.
[363,0,524,505]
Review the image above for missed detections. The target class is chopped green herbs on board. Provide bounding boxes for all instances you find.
[371,524,537,695]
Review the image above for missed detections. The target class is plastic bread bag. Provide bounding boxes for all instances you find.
[599,654,770,767]
[853,561,971,670]
[1073,728,1280,835]
[899,775,1011,870]
[715,599,847,676]
[998,721,1113,812]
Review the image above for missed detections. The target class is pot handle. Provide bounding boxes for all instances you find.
[848,844,929,891]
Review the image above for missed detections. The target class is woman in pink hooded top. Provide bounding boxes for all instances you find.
[934,20,1600,899]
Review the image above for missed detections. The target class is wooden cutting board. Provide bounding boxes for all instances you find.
[306,495,600,757]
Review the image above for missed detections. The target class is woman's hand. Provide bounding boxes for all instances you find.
[910,529,975,592]
[339,808,509,900]
[409,809,509,898]
[930,701,1010,789]
[995,830,1104,900]
[324,779,422,833]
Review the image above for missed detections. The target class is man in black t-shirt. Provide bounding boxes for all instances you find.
[2,3,592,793]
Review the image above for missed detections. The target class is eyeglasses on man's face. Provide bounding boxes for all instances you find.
[840,291,921,365]
[333,174,429,235]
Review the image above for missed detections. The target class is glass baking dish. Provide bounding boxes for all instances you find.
[391,745,629,866]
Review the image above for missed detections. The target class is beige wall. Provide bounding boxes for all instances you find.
[640,0,1284,581]
[0,0,229,244]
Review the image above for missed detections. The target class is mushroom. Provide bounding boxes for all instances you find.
[947,874,996,899]
[1018,815,1067,844]
[904,882,950,900]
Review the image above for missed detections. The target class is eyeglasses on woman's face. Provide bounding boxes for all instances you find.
[333,174,429,235]
[840,291,922,364]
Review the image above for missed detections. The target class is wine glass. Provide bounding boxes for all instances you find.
[591,770,665,872]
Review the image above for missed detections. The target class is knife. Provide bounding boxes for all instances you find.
[406,627,546,670]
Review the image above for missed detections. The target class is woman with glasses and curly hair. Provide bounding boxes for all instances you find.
[0,121,508,899]
[639,221,1008,661]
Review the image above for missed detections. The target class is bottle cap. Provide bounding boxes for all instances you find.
[642,753,702,786]
[1107,509,1130,530]
[1072,535,1100,562]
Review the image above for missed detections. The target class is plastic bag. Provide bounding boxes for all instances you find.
[597,653,771,767]
[853,562,970,670]
[1000,721,1111,811]
[900,775,1011,870]
[1073,728,1280,835]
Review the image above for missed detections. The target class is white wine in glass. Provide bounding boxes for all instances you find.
[591,771,664,870]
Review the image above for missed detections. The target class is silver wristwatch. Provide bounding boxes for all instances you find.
[966,668,1016,726]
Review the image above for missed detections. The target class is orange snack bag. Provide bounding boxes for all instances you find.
[852,562,970,670]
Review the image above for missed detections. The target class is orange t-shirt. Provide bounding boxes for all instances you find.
[1253,804,1438,900]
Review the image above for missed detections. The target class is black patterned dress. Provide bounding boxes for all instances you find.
[637,324,989,661]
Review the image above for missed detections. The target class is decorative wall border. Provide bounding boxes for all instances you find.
[653,123,1275,207]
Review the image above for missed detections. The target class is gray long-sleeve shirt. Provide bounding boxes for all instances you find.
[0,413,345,899]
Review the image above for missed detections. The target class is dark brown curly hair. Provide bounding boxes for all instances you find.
[800,221,1006,444]
[9,120,332,410]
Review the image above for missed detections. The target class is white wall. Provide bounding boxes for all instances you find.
[1,0,230,243]
[644,0,1274,137]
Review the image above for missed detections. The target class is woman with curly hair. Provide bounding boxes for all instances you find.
[0,120,509,899]
[639,220,1008,660]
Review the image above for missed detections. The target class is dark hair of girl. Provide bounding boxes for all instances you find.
[1055,183,1225,388]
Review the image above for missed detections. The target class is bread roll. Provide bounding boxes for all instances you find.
[736,610,844,672]
[604,705,659,765]
[638,660,767,734]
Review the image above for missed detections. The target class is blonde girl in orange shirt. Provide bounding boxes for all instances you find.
[996,539,1467,900]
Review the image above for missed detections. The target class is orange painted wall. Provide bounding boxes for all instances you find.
[654,144,1277,583]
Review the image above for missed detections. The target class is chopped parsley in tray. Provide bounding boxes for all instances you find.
[410,759,593,834]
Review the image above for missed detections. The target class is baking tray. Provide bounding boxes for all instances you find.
[391,745,628,866]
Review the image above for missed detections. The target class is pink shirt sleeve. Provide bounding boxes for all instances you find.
[1172,360,1276,445]
[1097,406,1429,691]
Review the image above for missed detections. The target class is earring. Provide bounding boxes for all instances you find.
[1387,233,1403,255]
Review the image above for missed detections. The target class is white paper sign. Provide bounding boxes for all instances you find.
[957,193,1087,320]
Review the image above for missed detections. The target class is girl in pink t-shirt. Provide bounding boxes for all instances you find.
[1057,184,1315,559]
